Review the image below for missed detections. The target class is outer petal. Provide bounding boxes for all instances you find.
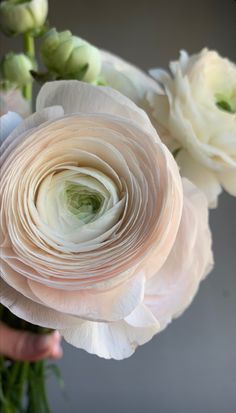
[0,111,22,144]
[1,105,64,157]
[144,179,213,330]
[0,278,78,330]
[60,303,160,360]
[28,271,146,322]
[176,149,222,208]
[36,80,157,136]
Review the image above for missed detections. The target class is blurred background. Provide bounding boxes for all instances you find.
[1,0,236,412]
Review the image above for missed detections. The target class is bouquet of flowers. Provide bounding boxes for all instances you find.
[0,1,235,412]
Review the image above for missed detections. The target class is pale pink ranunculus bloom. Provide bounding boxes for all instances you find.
[0,80,213,359]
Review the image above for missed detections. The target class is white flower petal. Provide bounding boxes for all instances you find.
[0,278,78,330]
[61,302,160,360]
[28,271,146,322]
[36,80,156,136]
[176,149,222,208]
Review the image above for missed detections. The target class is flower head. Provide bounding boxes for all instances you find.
[0,80,213,359]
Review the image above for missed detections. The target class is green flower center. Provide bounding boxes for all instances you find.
[65,184,104,223]
[215,93,236,114]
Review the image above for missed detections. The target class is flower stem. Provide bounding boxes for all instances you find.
[22,32,35,104]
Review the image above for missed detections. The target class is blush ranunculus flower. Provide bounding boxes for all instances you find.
[149,49,236,207]
[0,81,213,359]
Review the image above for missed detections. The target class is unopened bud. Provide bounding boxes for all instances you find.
[41,28,102,83]
[1,53,33,86]
[0,0,48,36]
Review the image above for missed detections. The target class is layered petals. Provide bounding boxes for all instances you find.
[0,80,213,359]
[149,48,236,206]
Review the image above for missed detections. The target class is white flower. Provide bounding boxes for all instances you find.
[149,49,236,207]
[0,80,213,359]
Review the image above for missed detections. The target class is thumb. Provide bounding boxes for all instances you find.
[0,322,63,361]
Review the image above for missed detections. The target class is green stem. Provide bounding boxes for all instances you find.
[22,32,35,105]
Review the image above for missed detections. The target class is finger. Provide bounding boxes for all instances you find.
[0,323,63,361]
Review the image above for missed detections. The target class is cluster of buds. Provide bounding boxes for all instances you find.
[0,0,102,105]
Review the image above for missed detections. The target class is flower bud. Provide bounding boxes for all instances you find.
[1,53,33,86]
[41,29,102,83]
[0,0,48,36]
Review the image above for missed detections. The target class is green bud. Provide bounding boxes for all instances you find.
[41,28,102,83]
[0,0,48,36]
[0,53,33,86]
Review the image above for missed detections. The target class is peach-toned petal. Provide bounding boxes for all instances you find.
[28,271,145,322]
[0,278,78,330]
[36,80,157,136]
[144,179,213,329]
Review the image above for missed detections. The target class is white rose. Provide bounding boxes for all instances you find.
[149,49,236,207]
[0,80,213,359]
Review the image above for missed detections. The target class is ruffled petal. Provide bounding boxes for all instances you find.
[36,80,156,136]
[1,106,64,162]
[144,179,213,330]
[60,303,160,360]
[28,271,145,322]
[0,278,78,330]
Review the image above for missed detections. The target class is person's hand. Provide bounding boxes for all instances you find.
[0,322,63,361]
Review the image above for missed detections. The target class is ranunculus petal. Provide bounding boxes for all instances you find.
[1,106,64,162]
[144,179,213,329]
[60,303,160,360]
[36,80,157,136]
[28,271,146,322]
[176,149,222,208]
[0,111,22,144]
[0,278,78,330]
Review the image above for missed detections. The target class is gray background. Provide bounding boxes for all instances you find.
[1,0,236,412]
